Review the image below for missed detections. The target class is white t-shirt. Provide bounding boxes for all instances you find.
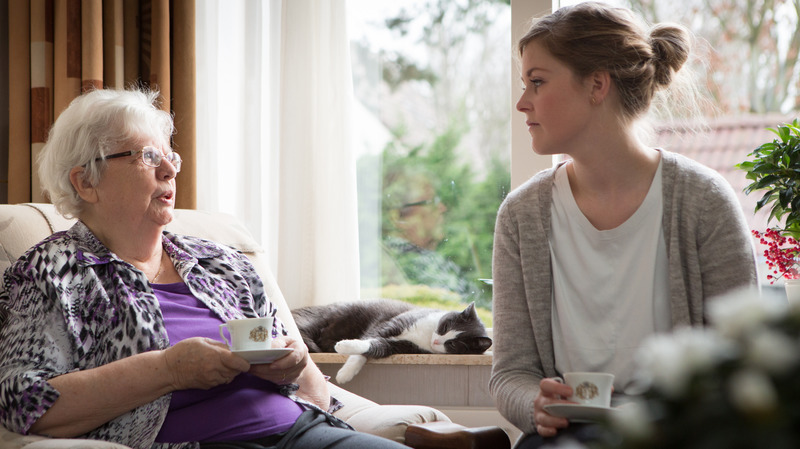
[550,161,672,389]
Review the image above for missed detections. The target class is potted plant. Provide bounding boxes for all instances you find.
[737,119,800,297]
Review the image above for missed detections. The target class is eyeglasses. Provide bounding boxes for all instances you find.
[95,146,182,173]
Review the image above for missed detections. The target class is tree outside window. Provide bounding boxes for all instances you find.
[349,0,511,324]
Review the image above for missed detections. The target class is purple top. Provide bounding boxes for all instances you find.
[152,282,303,443]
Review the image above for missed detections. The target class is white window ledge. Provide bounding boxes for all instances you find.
[312,352,495,408]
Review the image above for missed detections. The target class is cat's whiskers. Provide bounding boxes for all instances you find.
[432,329,463,352]
[394,312,447,352]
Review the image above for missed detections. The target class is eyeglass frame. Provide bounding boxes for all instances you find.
[94,146,182,173]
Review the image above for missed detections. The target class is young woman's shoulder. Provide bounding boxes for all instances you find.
[660,150,741,215]
[501,165,559,210]
[661,150,731,189]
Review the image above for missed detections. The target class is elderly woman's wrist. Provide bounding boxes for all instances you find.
[159,347,182,392]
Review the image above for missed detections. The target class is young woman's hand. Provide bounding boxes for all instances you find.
[532,377,573,437]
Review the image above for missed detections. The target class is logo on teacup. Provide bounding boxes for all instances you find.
[575,381,599,400]
[249,325,269,342]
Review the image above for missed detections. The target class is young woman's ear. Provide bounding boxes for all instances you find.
[588,70,612,105]
[69,166,99,203]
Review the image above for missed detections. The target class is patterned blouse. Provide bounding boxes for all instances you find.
[0,221,327,449]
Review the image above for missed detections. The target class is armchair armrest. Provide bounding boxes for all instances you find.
[404,421,511,449]
[0,425,131,449]
[327,382,450,443]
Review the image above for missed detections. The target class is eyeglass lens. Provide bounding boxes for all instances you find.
[142,146,181,172]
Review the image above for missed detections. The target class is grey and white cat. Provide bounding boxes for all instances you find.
[291,299,492,384]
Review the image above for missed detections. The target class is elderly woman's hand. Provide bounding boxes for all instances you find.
[163,337,251,390]
[248,337,309,385]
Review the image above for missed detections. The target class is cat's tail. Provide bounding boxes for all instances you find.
[335,355,367,384]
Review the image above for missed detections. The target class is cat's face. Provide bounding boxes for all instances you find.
[430,302,492,354]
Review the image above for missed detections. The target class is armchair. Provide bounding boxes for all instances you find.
[0,204,509,449]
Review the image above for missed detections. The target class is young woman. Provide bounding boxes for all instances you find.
[489,3,758,448]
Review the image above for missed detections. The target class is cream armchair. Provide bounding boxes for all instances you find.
[0,203,466,449]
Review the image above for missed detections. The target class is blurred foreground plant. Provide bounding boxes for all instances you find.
[598,291,800,449]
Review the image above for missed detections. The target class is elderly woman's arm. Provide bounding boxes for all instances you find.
[29,337,249,438]
[294,357,331,410]
[249,337,330,410]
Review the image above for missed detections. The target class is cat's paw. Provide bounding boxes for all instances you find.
[336,355,367,384]
[334,339,371,355]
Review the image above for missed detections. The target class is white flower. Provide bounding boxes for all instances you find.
[635,328,733,398]
[635,334,687,397]
[610,400,654,441]
[728,368,778,414]
[744,328,799,373]
[708,289,786,338]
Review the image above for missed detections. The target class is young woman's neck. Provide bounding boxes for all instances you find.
[566,122,659,193]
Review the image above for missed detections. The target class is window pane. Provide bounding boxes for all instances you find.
[348,0,512,324]
[560,0,797,291]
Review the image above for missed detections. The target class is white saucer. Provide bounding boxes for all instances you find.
[543,403,617,423]
[232,348,294,364]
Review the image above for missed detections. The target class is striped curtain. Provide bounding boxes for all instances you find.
[5,0,196,208]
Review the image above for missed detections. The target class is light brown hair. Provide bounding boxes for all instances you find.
[519,2,695,123]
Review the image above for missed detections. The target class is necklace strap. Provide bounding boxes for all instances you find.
[151,251,166,283]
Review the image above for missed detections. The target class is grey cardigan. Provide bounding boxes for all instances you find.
[489,151,758,434]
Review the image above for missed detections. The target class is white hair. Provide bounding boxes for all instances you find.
[37,88,175,218]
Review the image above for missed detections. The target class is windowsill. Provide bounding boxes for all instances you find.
[312,352,495,408]
[310,352,493,366]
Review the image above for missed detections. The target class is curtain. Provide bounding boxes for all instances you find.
[277,0,360,307]
[5,0,196,208]
[196,0,360,308]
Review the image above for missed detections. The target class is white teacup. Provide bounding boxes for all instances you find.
[219,317,274,351]
[564,372,614,408]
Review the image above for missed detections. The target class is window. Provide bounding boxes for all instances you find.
[346,0,798,319]
[347,0,512,324]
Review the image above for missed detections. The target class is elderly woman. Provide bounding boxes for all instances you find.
[0,88,406,449]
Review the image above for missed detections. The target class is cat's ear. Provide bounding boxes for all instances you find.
[474,336,493,353]
[461,302,477,319]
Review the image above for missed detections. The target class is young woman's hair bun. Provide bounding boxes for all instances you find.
[649,23,692,89]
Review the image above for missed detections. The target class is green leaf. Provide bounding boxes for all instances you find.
[780,188,794,207]
[768,203,788,224]
[778,125,791,142]
[767,127,781,139]
[756,192,775,211]
[738,119,800,223]
[752,174,780,186]
[755,141,777,153]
